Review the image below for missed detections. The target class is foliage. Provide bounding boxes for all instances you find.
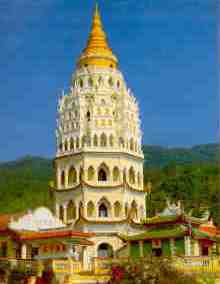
[110,258,198,284]
[143,144,219,168]
[0,156,53,213]
[145,162,220,226]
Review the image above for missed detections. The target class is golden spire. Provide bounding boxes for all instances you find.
[77,4,118,69]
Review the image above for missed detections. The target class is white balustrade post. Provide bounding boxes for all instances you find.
[21,243,27,259]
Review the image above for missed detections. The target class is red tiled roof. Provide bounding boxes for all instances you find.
[17,229,95,241]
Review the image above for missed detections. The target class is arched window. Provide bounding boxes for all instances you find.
[131,200,138,219]
[109,135,114,147]
[64,140,68,151]
[129,167,135,185]
[79,168,84,182]
[98,243,113,258]
[113,167,120,182]
[93,135,98,147]
[100,133,107,147]
[98,169,107,181]
[61,171,65,187]
[114,201,122,218]
[68,167,77,185]
[88,77,93,87]
[134,142,138,152]
[59,143,63,152]
[117,80,120,88]
[88,166,95,181]
[70,138,74,151]
[79,79,83,88]
[99,204,108,217]
[67,201,76,221]
[86,111,91,122]
[108,77,114,87]
[125,203,129,217]
[76,137,79,148]
[119,137,124,148]
[130,138,134,151]
[87,135,91,147]
[87,201,95,217]
[79,201,83,217]
[82,136,87,147]
[59,205,64,222]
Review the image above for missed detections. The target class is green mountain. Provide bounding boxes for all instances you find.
[0,144,219,223]
[143,143,219,168]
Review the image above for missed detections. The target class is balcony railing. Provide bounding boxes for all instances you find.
[0,258,38,273]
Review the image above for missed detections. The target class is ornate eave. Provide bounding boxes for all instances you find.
[52,180,145,193]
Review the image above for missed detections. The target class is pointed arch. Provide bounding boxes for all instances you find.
[130,138,134,151]
[98,243,113,258]
[68,167,77,185]
[67,200,76,221]
[134,141,138,152]
[87,135,91,147]
[64,140,68,151]
[131,200,138,219]
[109,135,114,147]
[98,197,111,217]
[79,168,84,182]
[100,133,107,147]
[60,170,65,187]
[113,167,120,182]
[87,201,95,217]
[86,111,91,122]
[98,163,109,182]
[129,167,135,185]
[93,134,98,147]
[76,137,80,148]
[114,201,122,218]
[81,135,87,147]
[119,137,125,148]
[70,137,74,150]
[59,205,64,222]
[59,142,63,152]
[88,166,95,181]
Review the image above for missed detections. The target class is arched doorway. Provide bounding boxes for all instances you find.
[97,243,113,258]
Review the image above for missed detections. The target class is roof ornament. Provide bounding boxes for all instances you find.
[159,199,183,217]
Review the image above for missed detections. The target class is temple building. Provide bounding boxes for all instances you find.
[119,201,220,259]
[52,3,146,267]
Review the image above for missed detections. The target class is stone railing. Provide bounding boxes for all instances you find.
[173,256,220,273]
[52,259,82,274]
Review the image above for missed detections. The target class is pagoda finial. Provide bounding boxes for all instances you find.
[77,4,118,69]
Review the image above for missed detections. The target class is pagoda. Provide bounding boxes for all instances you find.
[52,4,146,269]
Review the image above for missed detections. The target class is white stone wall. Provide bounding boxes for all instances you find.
[54,63,146,234]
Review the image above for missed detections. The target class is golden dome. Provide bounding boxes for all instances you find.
[77,4,118,69]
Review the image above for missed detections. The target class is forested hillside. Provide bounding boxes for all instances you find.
[0,144,219,224]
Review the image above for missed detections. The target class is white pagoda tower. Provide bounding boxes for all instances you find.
[52,5,146,264]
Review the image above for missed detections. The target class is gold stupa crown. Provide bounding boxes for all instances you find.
[77,4,118,69]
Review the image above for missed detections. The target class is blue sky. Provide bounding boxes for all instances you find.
[0,0,218,161]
